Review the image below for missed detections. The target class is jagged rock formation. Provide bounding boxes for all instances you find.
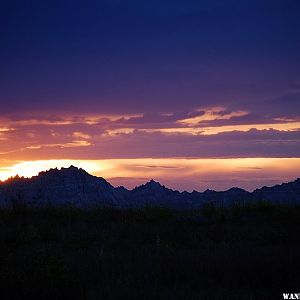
[252,178,300,205]
[129,180,183,208]
[0,166,123,208]
[0,166,299,209]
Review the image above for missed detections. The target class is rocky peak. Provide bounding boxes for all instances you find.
[36,165,108,184]
[133,179,169,193]
[145,179,163,188]
[1,175,27,185]
[39,165,84,176]
[226,187,249,194]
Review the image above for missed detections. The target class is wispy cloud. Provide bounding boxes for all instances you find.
[177,107,249,126]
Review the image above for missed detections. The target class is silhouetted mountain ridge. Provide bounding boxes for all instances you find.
[0,166,299,209]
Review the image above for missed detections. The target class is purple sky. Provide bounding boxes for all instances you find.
[0,0,299,190]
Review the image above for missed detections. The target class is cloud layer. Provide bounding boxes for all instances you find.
[0,106,299,161]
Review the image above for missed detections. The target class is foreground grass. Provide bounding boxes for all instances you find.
[0,204,300,299]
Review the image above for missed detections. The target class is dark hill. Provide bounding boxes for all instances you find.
[0,166,299,209]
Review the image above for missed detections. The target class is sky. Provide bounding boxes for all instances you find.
[0,0,299,191]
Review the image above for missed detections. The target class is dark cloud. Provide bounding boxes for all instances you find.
[134,165,182,169]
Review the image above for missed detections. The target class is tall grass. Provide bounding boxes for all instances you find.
[0,204,299,299]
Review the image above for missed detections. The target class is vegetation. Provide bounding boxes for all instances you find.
[0,203,300,299]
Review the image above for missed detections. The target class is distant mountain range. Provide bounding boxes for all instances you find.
[0,166,299,209]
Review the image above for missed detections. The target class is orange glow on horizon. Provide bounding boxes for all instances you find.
[0,158,299,191]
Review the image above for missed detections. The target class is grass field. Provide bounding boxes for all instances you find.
[0,203,299,299]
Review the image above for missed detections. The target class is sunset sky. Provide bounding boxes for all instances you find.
[0,0,299,191]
